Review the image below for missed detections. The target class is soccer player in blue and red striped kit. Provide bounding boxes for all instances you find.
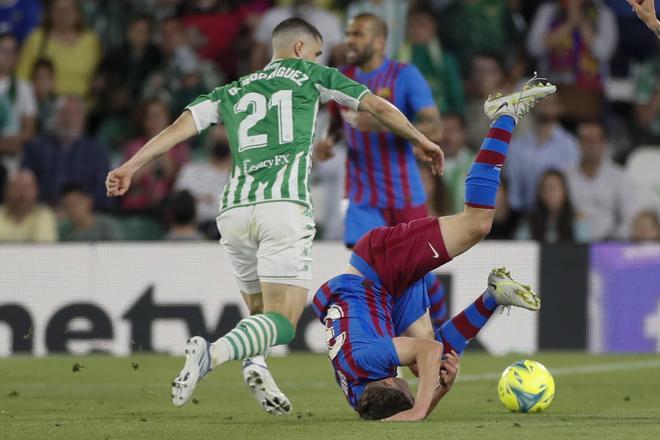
[316,13,448,328]
[313,78,555,420]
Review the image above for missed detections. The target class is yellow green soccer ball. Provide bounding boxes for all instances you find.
[498,360,555,413]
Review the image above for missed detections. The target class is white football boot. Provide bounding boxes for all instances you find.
[242,359,292,415]
[172,336,211,407]
[488,267,541,312]
[484,73,557,122]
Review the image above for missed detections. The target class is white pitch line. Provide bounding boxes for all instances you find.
[458,359,660,383]
[281,359,660,389]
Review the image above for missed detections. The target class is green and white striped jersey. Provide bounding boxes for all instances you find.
[186,58,370,213]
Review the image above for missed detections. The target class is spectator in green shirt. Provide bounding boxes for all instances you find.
[634,52,660,144]
[437,0,520,73]
[439,113,475,214]
[397,5,465,116]
[59,183,122,241]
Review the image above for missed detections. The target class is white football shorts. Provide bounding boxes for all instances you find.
[216,201,315,294]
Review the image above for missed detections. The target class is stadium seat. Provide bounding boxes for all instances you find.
[625,146,660,212]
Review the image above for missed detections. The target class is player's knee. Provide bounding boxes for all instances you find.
[464,209,493,242]
[474,217,492,240]
[424,339,444,357]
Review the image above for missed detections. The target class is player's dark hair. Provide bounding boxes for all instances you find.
[352,12,388,39]
[356,385,413,420]
[272,17,323,43]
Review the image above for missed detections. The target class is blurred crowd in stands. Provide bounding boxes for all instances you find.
[0,0,659,244]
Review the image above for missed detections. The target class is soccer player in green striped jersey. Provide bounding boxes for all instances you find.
[105,17,443,415]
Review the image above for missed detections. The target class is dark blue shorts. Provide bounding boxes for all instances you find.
[392,278,430,336]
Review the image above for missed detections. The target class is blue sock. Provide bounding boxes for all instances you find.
[435,290,498,356]
[424,273,448,327]
[464,115,515,209]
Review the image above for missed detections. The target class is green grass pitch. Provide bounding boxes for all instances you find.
[1,352,659,440]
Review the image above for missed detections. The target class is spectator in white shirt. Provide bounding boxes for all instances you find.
[174,125,231,239]
[567,120,634,241]
[0,32,36,172]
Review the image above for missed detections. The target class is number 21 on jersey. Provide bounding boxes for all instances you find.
[234,90,294,151]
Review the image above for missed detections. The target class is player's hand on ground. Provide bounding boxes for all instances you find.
[384,407,426,422]
[413,137,445,176]
[106,166,134,197]
[314,137,336,161]
[627,0,658,27]
[439,350,460,391]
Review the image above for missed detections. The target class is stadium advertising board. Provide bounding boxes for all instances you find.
[589,244,660,353]
[0,242,539,357]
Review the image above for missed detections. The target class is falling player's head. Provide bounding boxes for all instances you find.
[272,17,323,62]
[356,377,414,420]
[345,13,388,67]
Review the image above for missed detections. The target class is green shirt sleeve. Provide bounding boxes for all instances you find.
[185,87,224,132]
[308,63,370,110]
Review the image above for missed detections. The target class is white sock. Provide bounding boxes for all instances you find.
[249,354,267,368]
[209,339,232,368]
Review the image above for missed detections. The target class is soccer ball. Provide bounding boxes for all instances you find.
[497,360,555,413]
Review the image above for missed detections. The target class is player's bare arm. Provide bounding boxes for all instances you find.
[627,0,660,38]
[414,107,443,143]
[105,110,197,197]
[385,337,443,421]
[340,105,442,142]
[358,93,445,175]
[424,350,461,417]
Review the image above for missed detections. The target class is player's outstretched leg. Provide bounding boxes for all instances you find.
[436,268,540,355]
[439,76,556,260]
[171,311,295,407]
[242,355,292,415]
